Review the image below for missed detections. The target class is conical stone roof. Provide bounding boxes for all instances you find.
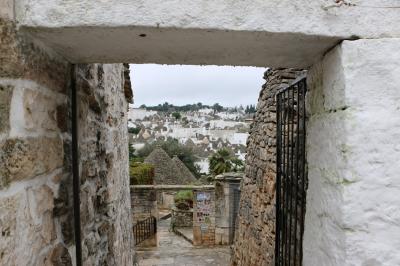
[144,148,192,185]
[172,156,197,184]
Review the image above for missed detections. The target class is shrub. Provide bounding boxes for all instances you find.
[171,112,182,120]
[128,127,141,135]
[129,162,154,185]
[174,190,193,208]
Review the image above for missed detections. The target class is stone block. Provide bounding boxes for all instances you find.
[0,18,69,93]
[42,243,72,266]
[56,103,69,133]
[0,192,19,265]
[23,88,60,132]
[0,184,58,265]
[0,0,14,20]
[0,84,12,133]
[0,137,63,186]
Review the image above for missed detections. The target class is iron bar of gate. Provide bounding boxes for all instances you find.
[293,83,300,262]
[299,80,307,264]
[231,187,241,243]
[71,64,82,266]
[284,88,290,263]
[275,92,282,263]
[275,77,307,266]
[133,216,157,246]
[288,85,296,265]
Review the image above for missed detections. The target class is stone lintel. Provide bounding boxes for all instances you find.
[15,1,400,66]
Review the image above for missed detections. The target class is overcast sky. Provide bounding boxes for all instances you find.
[129,64,265,107]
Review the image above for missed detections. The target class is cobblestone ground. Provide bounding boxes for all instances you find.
[136,218,231,266]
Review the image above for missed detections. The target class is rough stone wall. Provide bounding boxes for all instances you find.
[231,69,305,266]
[193,189,216,246]
[131,186,158,223]
[0,11,134,265]
[214,173,241,245]
[158,191,176,209]
[0,16,74,265]
[76,63,134,265]
[171,208,193,227]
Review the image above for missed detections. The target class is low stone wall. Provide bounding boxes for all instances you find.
[171,207,193,227]
[231,69,305,266]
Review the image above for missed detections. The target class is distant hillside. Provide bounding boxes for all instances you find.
[139,102,256,114]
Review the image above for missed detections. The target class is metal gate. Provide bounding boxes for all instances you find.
[133,216,157,246]
[230,187,241,243]
[275,77,307,266]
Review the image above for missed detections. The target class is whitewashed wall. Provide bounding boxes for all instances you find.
[304,38,400,266]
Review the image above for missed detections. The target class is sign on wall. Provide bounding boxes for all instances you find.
[196,192,212,231]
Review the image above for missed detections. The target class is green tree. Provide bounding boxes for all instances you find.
[209,149,244,175]
[213,103,224,113]
[245,104,256,114]
[128,127,141,135]
[231,157,245,172]
[209,148,233,175]
[172,112,182,120]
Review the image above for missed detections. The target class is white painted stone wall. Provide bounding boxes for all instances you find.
[14,0,400,66]
[304,38,400,266]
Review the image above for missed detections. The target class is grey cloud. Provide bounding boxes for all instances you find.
[130,64,265,107]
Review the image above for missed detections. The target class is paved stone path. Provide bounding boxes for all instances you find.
[136,218,231,266]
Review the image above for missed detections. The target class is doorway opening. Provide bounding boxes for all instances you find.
[127,64,264,265]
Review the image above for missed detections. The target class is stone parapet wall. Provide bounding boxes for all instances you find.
[231,69,305,266]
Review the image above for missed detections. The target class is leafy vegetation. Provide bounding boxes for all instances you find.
[128,127,141,135]
[209,148,244,175]
[139,102,256,114]
[231,157,245,172]
[141,102,226,113]
[245,104,256,114]
[171,112,182,120]
[129,161,154,185]
[212,103,224,113]
[174,190,194,209]
[137,137,201,177]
